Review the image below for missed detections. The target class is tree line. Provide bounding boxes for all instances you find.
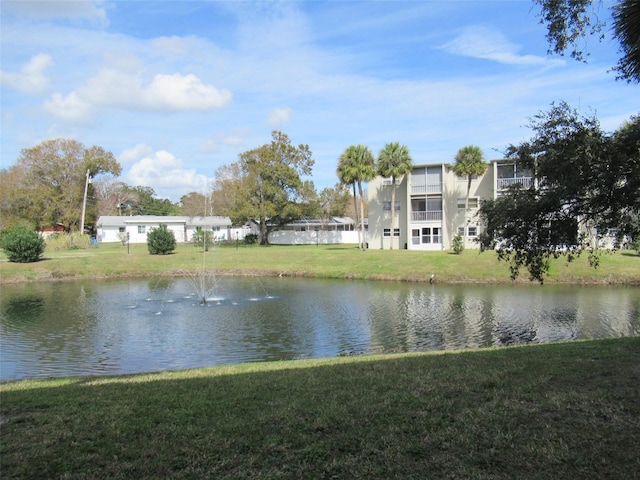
[0,134,358,237]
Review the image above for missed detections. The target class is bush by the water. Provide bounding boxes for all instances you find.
[147,224,176,255]
[1,226,45,263]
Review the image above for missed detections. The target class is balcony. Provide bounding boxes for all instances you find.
[497,177,533,189]
[411,211,443,222]
[411,183,442,194]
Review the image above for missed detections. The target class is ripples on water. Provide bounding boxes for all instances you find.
[1,278,638,380]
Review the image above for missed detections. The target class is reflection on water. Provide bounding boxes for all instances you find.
[1,277,638,380]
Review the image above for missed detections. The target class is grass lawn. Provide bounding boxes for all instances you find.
[1,242,639,284]
[1,338,639,479]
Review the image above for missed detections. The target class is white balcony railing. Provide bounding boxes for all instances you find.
[411,183,442,194]
[497,177,533,189]
[411,211,442,222]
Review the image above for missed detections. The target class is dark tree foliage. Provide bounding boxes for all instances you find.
[478,102,640,282]
[212,131,315,245]
[147,224,176,255]
[1,226,46,263]
[1,139,121,231]
[535,0,640,83]
[123,186,180,216]
[535,0,604,62]
[612,0,640,82]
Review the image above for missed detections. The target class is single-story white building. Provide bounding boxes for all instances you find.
[96,216,233,244]
[267,217,366,245]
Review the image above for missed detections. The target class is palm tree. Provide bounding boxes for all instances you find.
[337,145,376,251]
[613,0,640,83]
[377,142,413,250]
[452,145,487,245]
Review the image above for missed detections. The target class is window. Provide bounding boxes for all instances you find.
[382,177,401,186]
[118,227,125,233]
[427,196,442,211]
[411,229,420,245]
[383,201,400,211]
[422,227,432,244]
[383,228,391,237]
[433,227,441,244]
[457,226,478,237]
[137,225,146,234]
[393,228,400,237]
[457,197,478,209]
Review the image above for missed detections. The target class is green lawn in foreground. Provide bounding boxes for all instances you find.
[1,242,639,284]
[1,338,639,479]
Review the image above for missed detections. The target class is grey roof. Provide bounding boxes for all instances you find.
[97,216,231,227]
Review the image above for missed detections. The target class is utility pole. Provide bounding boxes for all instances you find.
[80,169,90,235]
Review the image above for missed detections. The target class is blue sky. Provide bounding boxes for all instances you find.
[1,0,635,201]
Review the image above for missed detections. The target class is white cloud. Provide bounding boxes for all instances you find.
[267,107,292,126]
[126,150,210,197]
[439,26,565,67]
[44,67,232,123]
[42,91,94,125]
[0,54,54,94]
[118,143,153,164]
[144,73,232,111]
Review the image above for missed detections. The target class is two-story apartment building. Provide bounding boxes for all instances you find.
[368,159,533,250]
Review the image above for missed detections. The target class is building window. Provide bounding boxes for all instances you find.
[138,225,146,234]
[118,227,125,233]
[393,228,400,237]
[383,201,401,211]
[411,229,420,245]
[457,197,479,209]
[383,228,391,237]
[457,226,478,237]
[382,177,401,186]
[421,228,430,243]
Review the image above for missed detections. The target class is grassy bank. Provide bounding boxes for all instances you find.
[1,338,639,479]
[1,242,639,284]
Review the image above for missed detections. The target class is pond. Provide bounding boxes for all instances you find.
[1,276,638,380]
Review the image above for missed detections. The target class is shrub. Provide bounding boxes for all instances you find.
[147,224,176,255]
[192,228,214,250]
[244,233,259,245]
[452,234,464,254]
[1,226,45,263]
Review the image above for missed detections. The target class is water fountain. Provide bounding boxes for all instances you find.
[179,227,219,305]
[180,266,219,305]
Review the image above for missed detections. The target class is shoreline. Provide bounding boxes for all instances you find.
[2,267,639,286]
[1,244,639,286]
